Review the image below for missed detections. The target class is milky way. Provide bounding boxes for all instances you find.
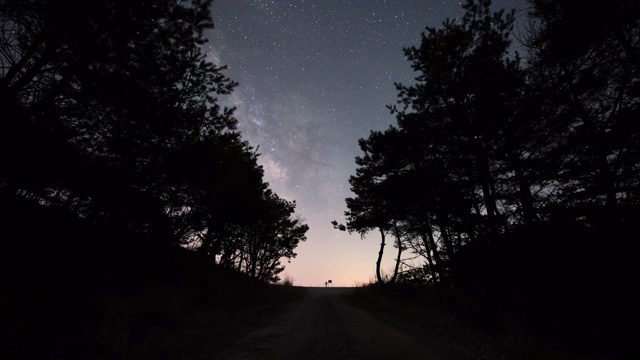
[206,0,525,286]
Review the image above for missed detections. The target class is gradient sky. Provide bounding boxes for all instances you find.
[206,0,525,287]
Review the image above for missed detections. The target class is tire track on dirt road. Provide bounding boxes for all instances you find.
[220,287,449,360]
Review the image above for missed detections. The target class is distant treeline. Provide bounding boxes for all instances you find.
[0,0,307,283]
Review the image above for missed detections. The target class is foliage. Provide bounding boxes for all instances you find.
[0,0,306,283]
[281,274,295,286]
[336,1,640,356]
[337,0,640,280]
[0,199,302,359]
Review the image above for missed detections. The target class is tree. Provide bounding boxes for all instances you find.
[241,191,308,283]
[525,0,640,221]
[393,0,525,237]
[338,0,529,286]
[1,0,307,281]
[336,1,640,356]
[333,127,406,285]
[0,0,238,241]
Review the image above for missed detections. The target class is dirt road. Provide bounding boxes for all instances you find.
[219,287,448,360]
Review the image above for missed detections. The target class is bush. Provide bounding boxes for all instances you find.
[281,275,294,286]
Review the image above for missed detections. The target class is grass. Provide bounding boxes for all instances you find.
[342,281,638,360]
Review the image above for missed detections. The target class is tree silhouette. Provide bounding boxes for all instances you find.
[337,0,640,356]
[1,0,307,282]
[525,0,640,222]
[1,0,236,236]
[338,0,525,285]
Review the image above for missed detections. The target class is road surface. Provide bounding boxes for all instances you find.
[219,287,449,360]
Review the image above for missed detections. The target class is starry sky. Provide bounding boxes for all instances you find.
[206,0,526,287]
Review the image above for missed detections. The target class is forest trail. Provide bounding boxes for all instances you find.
[219,287,449,360]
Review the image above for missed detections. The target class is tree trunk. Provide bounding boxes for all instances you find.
[375,227,386,285]
[435,212,455,260]
[199,225,216,255]
[388,222,403,284]
[475,139,500,236]
[479,166,499,235]
[420,231,438,283]
[425,224,444,282]
[598,151,617,210]
[515,163,536,226]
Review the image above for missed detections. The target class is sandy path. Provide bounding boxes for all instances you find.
[219,287,449,360]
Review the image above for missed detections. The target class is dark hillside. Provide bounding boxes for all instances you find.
[451,219,639,359]
[0,190,302,360]
[345,218,640,360]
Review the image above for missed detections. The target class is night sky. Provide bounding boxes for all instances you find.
[206,0,525,287]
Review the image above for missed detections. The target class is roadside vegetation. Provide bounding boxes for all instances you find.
[1,204,304,359]
[345,273,635,360]
[1,1,305,358]
[0,0,307,286]
[336,1,640,359]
